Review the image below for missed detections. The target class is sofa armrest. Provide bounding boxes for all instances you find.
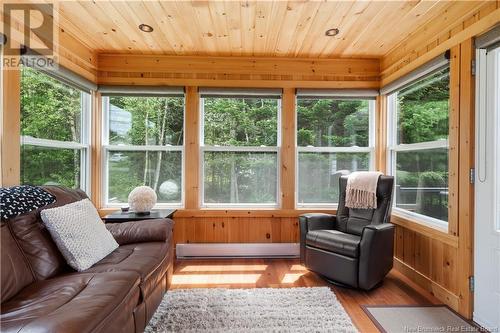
[359,223,395,290]
[105,219,173,245]
[298,213,336,265]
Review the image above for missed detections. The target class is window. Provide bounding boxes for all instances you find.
[388,66,450,225]
[20,66,90,191]
[296,93,375,206]
[102,91,184,207]
[200,89,281,207]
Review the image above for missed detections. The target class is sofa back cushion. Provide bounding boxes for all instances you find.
[7,186,88,280]
[336,175,394,236]
[1,223,34,303]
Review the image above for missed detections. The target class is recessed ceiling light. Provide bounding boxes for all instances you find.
[325,28,339,37]
[139,24,154,33]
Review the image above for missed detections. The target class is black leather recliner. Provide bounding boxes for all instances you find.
[299,175,395,290]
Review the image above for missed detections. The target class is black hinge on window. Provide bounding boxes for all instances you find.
[470,168,475,184]
[471,60,476,76]
[469,276,475,292]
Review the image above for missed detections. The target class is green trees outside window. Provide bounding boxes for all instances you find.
[202,97,279,205]
[391,67,450,222]
[104,96,184,204]
[20,67,88,189]
[297,98,373,205]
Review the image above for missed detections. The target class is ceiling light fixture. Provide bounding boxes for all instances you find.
[325,28,339,37]
[139,24,154,33]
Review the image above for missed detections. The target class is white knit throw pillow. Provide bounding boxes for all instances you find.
[40,199,118,271]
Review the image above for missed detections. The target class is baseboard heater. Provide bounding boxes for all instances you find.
[176,243,300,259]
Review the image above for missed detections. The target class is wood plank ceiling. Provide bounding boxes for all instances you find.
[55,0,489,58]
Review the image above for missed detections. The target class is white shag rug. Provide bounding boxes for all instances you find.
[145,287,358,332]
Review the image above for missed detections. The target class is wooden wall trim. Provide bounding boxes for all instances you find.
[391,214,459,248]
[184,87,200,209]
[281,88,296,209]
[380,2,499,87]
[394,258,460,311]
[90,91,102,207]
[457,38,475,319]
[375,95,387,173]
[96,77,380,89]
[97,54,380,88]
[1,56,21,187]
[448,46,460,237]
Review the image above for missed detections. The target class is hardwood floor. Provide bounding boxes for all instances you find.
[172,258,441,332]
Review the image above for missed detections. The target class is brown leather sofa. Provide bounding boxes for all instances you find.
[299,175,394,290]
[1,186,174,333]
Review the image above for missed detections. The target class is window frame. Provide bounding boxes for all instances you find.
[20,77,91,193]
[199,95,282,208]
[295,97,376,209]
[386,67,451,232]
[101,95,186,209]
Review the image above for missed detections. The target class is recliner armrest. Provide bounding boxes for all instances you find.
[358,223,395,290]
[299,213,337,233]
[105,219,173,245]
[298,213,336,265]
[362,223,394,233]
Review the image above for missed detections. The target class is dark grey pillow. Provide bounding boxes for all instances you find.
[1,185,56,220]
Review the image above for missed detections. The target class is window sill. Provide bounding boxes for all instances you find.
[391,209,458,248]
[296,204,338,210]
[99,207,338,218]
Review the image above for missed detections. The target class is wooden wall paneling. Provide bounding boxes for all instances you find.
[414,232,431,278]
[98,55,380,77]
[184,86,200,209]
[375,95,387,173]
[281,88,296,209]
[172,216,301,246]
[394,225,405,260]
[381,1,499,86]
[443,244,458,294]
[457,38,475,319]
[448,46,461,236]
[0,56,21,187]
[402,228,416,268]
[97,54,380,88]
[391,214,459,248]
[90,91,102,207]
[393,258,460,310]
[430,239,445,291]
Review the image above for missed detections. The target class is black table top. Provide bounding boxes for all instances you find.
[102,209,176,222]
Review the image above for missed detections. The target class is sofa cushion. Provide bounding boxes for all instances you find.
[0,272,140,333]
[306,229,361,258]
[40,199,118,271]
[1,223,34,303]
[6,186,88,280]
[84,242,171,300]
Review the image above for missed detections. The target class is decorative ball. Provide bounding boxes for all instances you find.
[159,180,179,200]
[128,186,157,213]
